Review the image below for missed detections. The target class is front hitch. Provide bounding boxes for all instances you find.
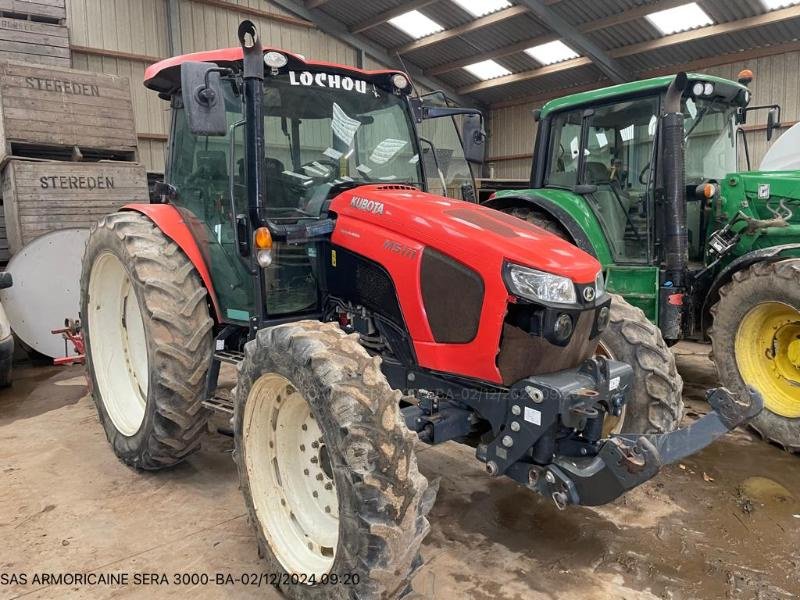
[525,386,763,507]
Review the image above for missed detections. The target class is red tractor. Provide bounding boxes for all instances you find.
[80,21,760,598]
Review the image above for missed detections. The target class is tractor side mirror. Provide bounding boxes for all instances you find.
[0,272,12,289]
[766,107,780,141]
[462,113,486,164]
[180,61,228,137]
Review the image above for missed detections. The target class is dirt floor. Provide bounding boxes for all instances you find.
[1,343,799,600]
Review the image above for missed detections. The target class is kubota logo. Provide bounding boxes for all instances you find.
[350,197,384,215]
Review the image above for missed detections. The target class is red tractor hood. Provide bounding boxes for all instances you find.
[329,185,599,284]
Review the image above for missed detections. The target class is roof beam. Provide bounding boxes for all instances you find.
[350,0,439,34]
[305,0,331,9]
[514,0,631,83]
[458,2,800,95]
[608,4,800,58]
[268,0,482,108]
[489,37,800,110]
[428,34,558,76]
[394,5,529,54]
[460,56,593,94]
[426,0,687,77]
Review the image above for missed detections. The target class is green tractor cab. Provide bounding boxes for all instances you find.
[487,71,800,451]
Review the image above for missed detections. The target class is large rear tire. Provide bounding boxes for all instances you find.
[600,295,684,434]
[500,205,684,434]
[709,259,800,452]
[81,212,214,469]
[234,321,435,599]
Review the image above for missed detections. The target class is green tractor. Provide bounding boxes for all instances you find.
[486,71,800,451]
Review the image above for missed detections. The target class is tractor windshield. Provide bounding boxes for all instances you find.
[683,97,738,182]
[262,72,423,218]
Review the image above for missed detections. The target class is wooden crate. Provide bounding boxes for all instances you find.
[1,159,149,254]
[0,61,138,164]
[0,17,69,67]
[0,0,66,23]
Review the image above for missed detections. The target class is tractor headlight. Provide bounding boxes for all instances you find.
[504,263,577,305]
[595,271,606,298]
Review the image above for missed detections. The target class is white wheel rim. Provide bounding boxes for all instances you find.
[88,252,149,436]
[596,341,626,435]
[243,373,338,577]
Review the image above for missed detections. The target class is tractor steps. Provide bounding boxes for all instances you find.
[214,349,244,365]
[202,394,234,415]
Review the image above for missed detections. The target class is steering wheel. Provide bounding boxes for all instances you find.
[638,162,651,185]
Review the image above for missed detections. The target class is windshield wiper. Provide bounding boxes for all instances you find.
[684,99,717,140]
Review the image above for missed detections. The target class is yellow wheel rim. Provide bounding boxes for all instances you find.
[735,301,800,418]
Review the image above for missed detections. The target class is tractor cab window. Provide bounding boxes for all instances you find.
[546,110,582,189]
[583,97,659,263]
[683,97,737,182]
[546,97,659,263]
[169,71,427,323]
[682,98,737,261]
[262,73,423,218]
[416,91,476,200]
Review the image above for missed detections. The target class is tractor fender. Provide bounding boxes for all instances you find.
[121,203,222,321]
[701,243,800,331]
[482,193,598,258]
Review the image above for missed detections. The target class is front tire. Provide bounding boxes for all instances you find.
[234,321,435,599]
[81,212,214,469]
[710,259,800,452]
[499,206,684,434]
[600,295,684,433]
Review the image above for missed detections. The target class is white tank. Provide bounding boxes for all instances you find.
[760,122,800,171]
[0,228,89,358]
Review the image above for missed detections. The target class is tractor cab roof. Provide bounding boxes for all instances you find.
[144,47,409,96]
[540,73,749,119]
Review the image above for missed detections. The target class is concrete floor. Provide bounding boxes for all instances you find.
[1,344,799,600]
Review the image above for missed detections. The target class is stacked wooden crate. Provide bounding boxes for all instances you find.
[0,1,149,262]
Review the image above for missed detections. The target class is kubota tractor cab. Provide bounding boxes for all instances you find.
[79,21,761,597]
[487,71,799,452]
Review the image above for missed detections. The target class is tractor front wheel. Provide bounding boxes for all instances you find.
[81,212,214,469]
[234,321,435,598]
[599,295,684,434]
[710,259,800,452]
[499,206,684,435]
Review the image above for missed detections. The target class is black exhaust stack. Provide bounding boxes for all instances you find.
[238,20,267,325]
[659,72,688,341]
[239,20,265,225]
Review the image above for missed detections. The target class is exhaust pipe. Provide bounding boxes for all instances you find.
[659,72,688,340]
[238,20,265,223]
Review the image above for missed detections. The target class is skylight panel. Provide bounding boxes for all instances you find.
[463,59,511,80]
[389,10,444,39]
[645,2,713,35]
[451,0,512,17]
[525,40,579,65]
[761,0,800,9]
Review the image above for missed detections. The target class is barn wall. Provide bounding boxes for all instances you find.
[487,51,800,180]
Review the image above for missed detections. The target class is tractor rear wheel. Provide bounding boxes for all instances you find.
[710,259,800,452]
[599,295,684,434]
[81,212,214,469]
[500,205,684,434]
[234,321,435,599]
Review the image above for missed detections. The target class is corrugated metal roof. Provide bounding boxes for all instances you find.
[312,0,799,106]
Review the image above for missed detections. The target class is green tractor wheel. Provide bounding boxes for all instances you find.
[501,205,684,434]
[710,259,800,453]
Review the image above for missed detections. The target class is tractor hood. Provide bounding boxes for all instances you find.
[329,185,600,284]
